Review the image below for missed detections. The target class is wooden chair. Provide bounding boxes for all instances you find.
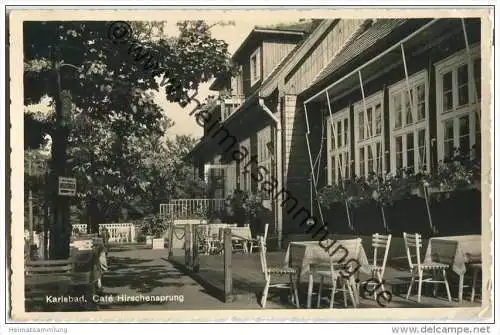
[259,236,300,308]
[357,233,392,301]
[469,263,482,302]
[250,223,269,254]
[403,232,452,303]
[315,239,361,308]
[231,228,248,254]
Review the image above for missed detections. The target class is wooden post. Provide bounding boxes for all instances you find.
[223,228,233,302]
[193,226,200,272]
[185,224,192,267]
[168,219,174,258]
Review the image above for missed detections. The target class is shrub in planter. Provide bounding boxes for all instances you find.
[318,177,373,233]
[412,148,481,235]
[366,170,417,234]
[243,192,271,238]
[141,214,169,248]
[225,189,249,226]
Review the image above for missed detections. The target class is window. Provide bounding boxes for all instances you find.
[257,127,273,197]
[435,46,481,161]
[231,65,244,97]
[239,138,252,193]
[250,47,261,86]
[205,159,226,199]
[224,161,237,198]
[389,70,429,174]
[354,92,384,178]
[327,108,350,184]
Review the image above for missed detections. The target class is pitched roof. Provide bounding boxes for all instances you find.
[255,19,323,34]
[309,19,409,88]
[259,19,335,97]
[210,22,316,91]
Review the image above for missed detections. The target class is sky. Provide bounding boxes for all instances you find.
[25,16,311,141]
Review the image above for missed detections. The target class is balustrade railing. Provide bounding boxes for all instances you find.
[159,198,225,220]
[72,223,136,243]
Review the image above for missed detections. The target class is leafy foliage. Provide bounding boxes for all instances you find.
[317,177,372,209]
[141,214,170,238]
[366,169,420,207]
[24,20,232,230]
[24,21,233,106]
[430,147,480,191]
[24,110,53,150]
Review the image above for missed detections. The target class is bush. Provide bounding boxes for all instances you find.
[141,214,170,238]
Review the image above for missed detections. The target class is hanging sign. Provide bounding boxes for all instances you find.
[58,177,76,196]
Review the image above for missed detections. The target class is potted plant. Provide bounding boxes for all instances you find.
[141,222,153,246]
[193,205,210,224]
[317,177,372,233]
[230,189,248,227]
[366,170,414,234]
[141,214,169,249]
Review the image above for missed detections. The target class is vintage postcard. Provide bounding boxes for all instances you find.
[8,7,494,322]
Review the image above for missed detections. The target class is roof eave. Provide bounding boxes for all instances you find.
[259,19,336,98]
[232,29,305,61]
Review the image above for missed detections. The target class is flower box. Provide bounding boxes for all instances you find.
[152,238,165,249]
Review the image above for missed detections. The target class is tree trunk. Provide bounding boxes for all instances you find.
[49,124,71,260]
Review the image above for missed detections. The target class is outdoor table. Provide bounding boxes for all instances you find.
[218,226,252,253]
[209,223,230,235]
[284,239,371,308]
[423,234,481,302]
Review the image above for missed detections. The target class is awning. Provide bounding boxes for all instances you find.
[304,18,442,105]
[302,17,479,230]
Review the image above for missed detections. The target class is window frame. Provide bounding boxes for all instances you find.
[205,159,227,199]
[257,127,273,196]
[388,70,430,174]
[435,45,481,162]
[327,107,350,185]
[231,65,244,97]
[239,138,252,193]
[250,47,261,86]
[353,91,385,178]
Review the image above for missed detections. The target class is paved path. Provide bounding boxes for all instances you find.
[99,246,481,311]
[99,247,287,310]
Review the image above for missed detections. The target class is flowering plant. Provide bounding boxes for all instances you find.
[317,177,372,209]
[242,191,265,219]
[141,214,169,238]
[431,160,479,191]
[193,205,210,220]
[366,170,415,207]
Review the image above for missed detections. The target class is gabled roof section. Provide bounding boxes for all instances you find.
[255,19,322,34]
[232,28,305,62]
[308,19,409,88]
[209,23,311,91]
[259,19,335,97]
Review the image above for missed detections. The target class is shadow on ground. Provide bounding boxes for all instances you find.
[103,256,197,294]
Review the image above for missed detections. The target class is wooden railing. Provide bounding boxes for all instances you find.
[72,223,136,243]
[159,198,225,220]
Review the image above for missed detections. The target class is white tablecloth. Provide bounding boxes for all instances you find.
[284,239,371,278]
[423,235,481,276]
[218,226,252,241]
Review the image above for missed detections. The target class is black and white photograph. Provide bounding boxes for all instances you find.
[6,7,494,324]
